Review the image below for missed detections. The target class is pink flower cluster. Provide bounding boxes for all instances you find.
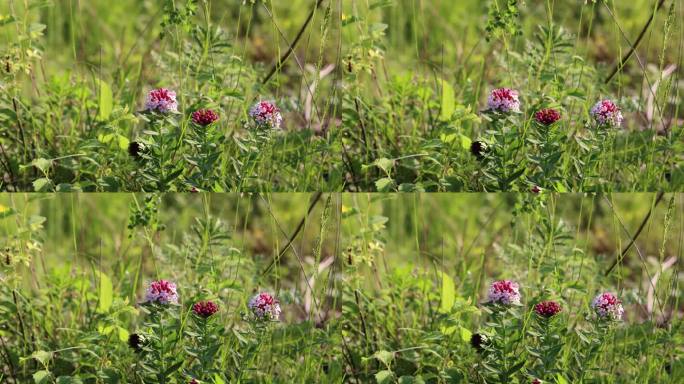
[488,280,521,305]
[590,99,623,127]
[248,292,281,321]
[191,109,219,126]
[141,281,283,323]
[534,300,562,318]
[487,88,521,113]
[534,108,561,126]
[145,280,179,305]
[591,292,624,321]
[249,101,283,129]
[145,88,178,113]
[192,300,219,318]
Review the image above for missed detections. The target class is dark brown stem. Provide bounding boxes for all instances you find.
[604,191,665,276]
[261,192,323,274]
[604,0,667,84]
[261,0,326,85]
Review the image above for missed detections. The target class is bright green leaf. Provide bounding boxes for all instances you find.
[97,79,113,121]
[438,270,455,313]
[375,370,393,384]
[96,271,113,313]
[439,79,455,121]
[33,370,50,384]
[460,326,472,343]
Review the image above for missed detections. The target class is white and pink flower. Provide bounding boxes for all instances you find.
[249,101,282,129]
[145,88,178,113]
[591,292,624,320]
[488,280,521,305]
[487,88,521,113]
[144,279,179,305]
[590,99,623,127]
[248,292,281,321]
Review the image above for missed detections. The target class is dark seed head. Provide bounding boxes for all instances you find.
[470,141,488,160]
[128,333,147,353]
[470,333,489,352]
[128,141,145,161]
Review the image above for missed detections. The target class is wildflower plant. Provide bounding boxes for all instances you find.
[527,299,565,381]
[185,106,224,190]
[480,280,526,382]
[133,88,185,191]
[136,280,184,382]
[185,300,222,380]
[479,88,528,191]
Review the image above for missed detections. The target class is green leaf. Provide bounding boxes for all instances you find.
[117,135,130,150]
[26,350,53,365]
[375,177,394,192]
[29,158,52,173]
[375,370,394,384]
[117,326,129,342]
[372,350,394,367]
[439,79,455,121]
[556,374,569,384]
[438,270,455,313]
[33,370,50,384]
[373,158,394,174]
[32,178,51,192]
[96,271,113,313]
[460,326,472,343]
[96,79,113,121]
[460,135,472,150]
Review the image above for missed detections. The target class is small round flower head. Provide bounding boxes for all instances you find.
[470,140,489,160]
[249,101,282,129]
[470,333,489,352]
[192,300,219,318]
[145,88,178,113]
[591,292,624,320]
[487,88,521,113]
[590,99,623,127]
[128,141,146,160]
[534,108,561,126]
[248,292,281,321]
[534,300,562,318]
[144,280,179,305]
[532,379,543,384]
[488,280,521,305]
[530,185,542,194]
[191,108,219,126]
[128,333,147,353]
[189,379,200,384]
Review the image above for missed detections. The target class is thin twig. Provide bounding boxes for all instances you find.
[604,0,667,84]
[604,191,665,276]
[261,0,326,85]
[261,192,323,275]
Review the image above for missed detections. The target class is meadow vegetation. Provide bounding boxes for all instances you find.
[340,0,684,191]
[0,0,343,192]
[1,193,682,382]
